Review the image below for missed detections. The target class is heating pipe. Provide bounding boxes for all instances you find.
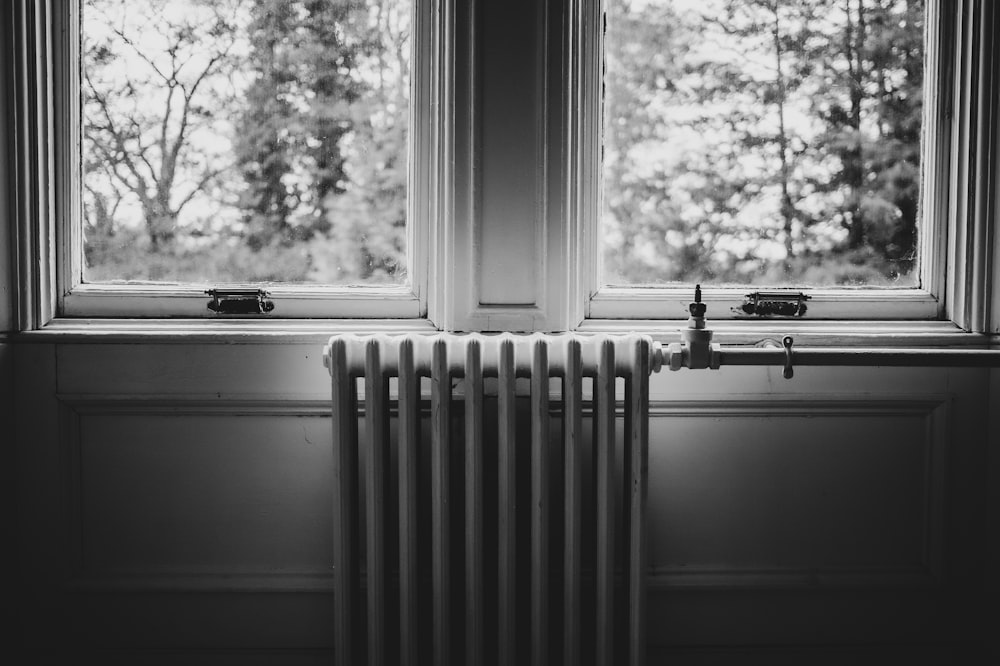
[655,286,1000,378]
[322,333,1000,377]
[688,344,1000,380]
[714,347,1000,368]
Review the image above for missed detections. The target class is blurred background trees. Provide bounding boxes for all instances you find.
[83,0,244,280]
[83,0,409,284]
[83,0,924,288]
[603,0,925,287]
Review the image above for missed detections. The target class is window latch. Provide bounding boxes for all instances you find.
[206,288,275,315]
[740,291,810,317]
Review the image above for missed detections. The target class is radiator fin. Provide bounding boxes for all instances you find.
[497,337,517,666]
[464,339,485,665]
[530,339,550,666]
[595,338,616,666]
[430,339,451,665]
[563,338,583,666]
[397,338,419,666]
[364,339,389,666]
[330,338,359,665]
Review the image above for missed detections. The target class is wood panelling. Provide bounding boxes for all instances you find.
[989,368,1000,665]
[43,650,334,666]
[0,343,17,657]
[647,363,985,399]
[63,402,334,583]
[57,343,331,397]
[8,342,994,662]
[646,399,948,590]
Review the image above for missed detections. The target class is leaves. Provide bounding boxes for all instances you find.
[603,0,925,287]
[83,0,411,285]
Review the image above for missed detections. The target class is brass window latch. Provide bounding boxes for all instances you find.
[206,288,275,315]
[740,291,810,317]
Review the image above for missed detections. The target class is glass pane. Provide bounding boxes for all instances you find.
[82,0,411,285]
[602,0,924,287]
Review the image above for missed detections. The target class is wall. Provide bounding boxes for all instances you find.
[646,365,991,663]
[989,365,1000,663]
[0,342,15,658]
[1,3,20,656]
[3,1,997,664]
[5,340,994,663]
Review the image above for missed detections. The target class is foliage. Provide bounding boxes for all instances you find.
[83,0,925,289]
[82,0,410,285]
[603,0,925,287]
[83,0,243,253]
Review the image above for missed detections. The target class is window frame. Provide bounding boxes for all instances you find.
[49,0,443,319]
[578,0,956,323]
[5,0,998,341]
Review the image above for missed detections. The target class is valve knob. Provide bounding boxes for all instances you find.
[689,284,707,318]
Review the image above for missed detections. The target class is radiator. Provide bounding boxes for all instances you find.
[323,333,652,666]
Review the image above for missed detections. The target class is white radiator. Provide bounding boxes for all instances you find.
[323,333,652,666]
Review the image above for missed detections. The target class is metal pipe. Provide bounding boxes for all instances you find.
[323,334,1000,384]
[656,287,1000,375]
[655,338,1000,379]
[715,347,1000,368]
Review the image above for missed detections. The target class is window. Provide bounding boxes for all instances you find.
[6,0,998,336]
[587,0,948,321]
[58,0,441,318]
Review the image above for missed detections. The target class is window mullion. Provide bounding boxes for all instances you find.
[437,0,571,332]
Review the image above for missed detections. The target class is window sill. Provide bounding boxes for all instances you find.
[3,317,989,350]
[9,317,439,344]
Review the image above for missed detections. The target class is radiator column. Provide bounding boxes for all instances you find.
[497,337,517,666]
[330,338,359,666]
[563,338,583,666]
[397,338,419,666]
[530,339,551,666]
[431,339,451,665]
[464,339,485,664]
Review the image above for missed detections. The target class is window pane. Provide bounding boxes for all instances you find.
[82,0,411,285]
[602,0,924,287]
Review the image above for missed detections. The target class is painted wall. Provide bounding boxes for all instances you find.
[7,342,995,663]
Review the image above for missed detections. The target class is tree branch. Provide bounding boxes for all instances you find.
[84,71,153,209]
[164,27,237,194]
[109,26,173,85]
[172,166,227,216]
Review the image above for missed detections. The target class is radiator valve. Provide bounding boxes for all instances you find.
[666,285,721,371]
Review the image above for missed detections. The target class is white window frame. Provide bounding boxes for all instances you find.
[5,0,998,341]
[38,0,448,319]
[572,0,990,327]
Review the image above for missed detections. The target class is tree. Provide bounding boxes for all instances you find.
[84,0,412,285]
[311,0,410,283]
[683,0,827,281]
[234,0,409,284]
[602,0,700,284]
[602,0,925,287]
[83,0,241,266]
[809,0,924,279]
[232,0,297,253]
